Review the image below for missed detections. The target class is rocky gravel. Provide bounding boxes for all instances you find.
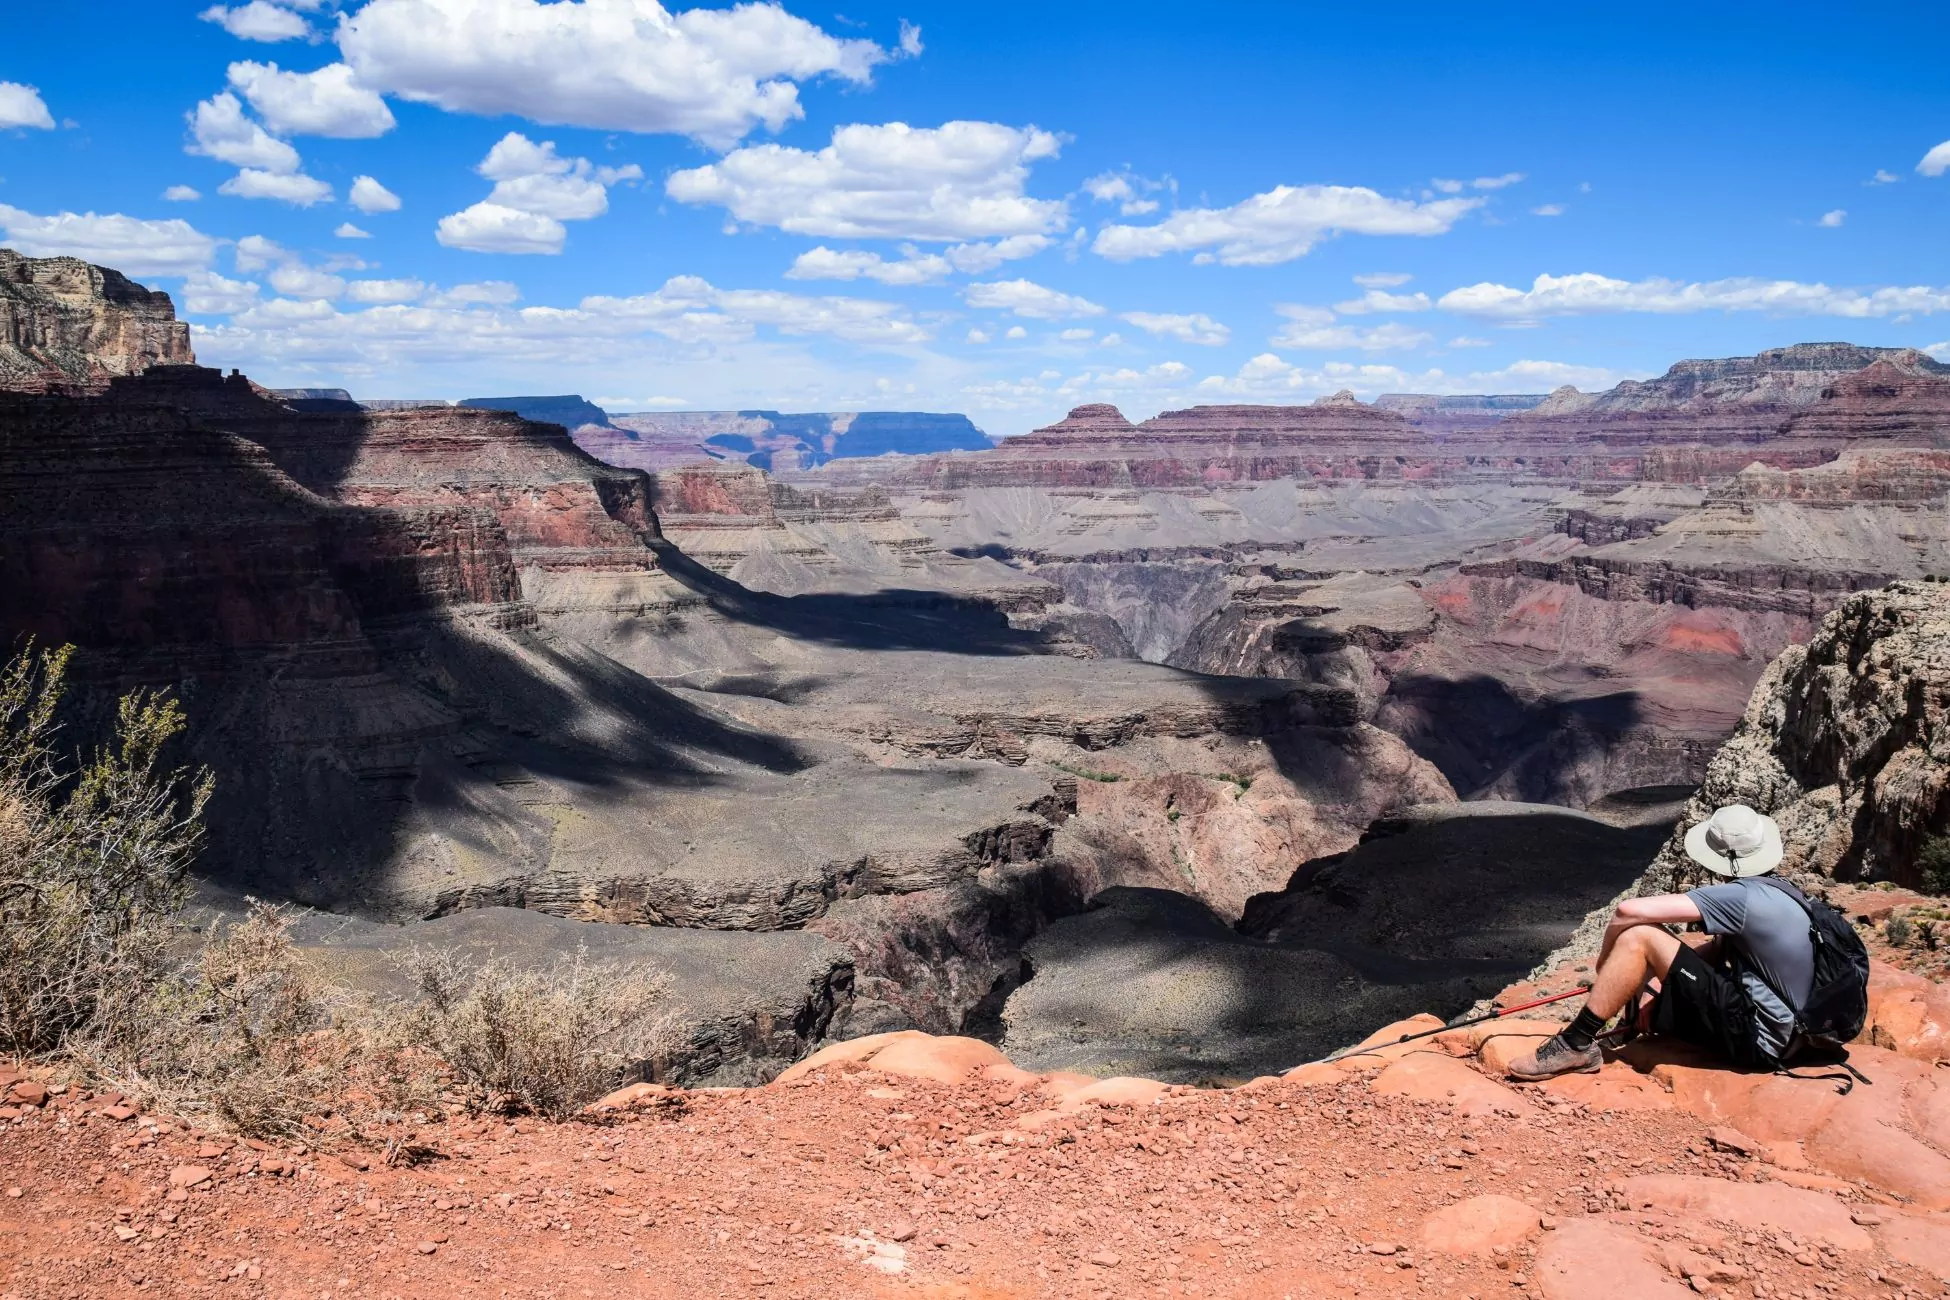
[9,994,1950,1300]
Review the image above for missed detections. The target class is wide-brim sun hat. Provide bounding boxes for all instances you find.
[1684,803,1786,877]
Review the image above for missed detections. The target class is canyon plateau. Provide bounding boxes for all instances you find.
[3,251,1949,1090]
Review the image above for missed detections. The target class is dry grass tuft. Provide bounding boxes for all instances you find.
[1,642,682,1136]
[399,947,684,1120]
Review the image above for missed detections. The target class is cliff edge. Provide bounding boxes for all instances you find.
[0,248,194,393]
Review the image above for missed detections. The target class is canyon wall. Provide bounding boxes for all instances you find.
[767,345,1950,809]
[0,249,1474,1080]
[0,248,193,392]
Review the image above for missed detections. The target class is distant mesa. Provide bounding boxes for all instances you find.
[460,394,618,431]
[1036,403,1139,437]
[588,408,994,473]
[269,387,363,413]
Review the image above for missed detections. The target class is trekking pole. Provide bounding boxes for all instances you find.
[1303,985,1593,1069]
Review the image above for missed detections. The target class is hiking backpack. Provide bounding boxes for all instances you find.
[1751,875,1872,1058]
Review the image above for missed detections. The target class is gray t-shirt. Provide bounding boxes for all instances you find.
[1686,878,1817,1060]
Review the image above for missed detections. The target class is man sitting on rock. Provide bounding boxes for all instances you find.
[1506,804,1814,1082]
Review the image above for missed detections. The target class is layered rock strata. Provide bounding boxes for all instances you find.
[0,248,193,393]
[1643,579,1950,889]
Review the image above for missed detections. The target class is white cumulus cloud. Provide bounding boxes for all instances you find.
[220,168,334,206]
[666,121,1067,241]
[163,185,203,202]
[437,132,640,254]
[227,62,396,138]
[349,175,402,213]
[337,0,895,148]
[335,222,372,238]
[1058,327,1094,341]
[1335,289,1433,314]
[581,276,931,345]
[785,234,1050,284]
[180,270,262,315]
[187,92,300,171]
[436,203,566,255]
[1817,209,1846,228]
[1531,204,1566,217]
[0,204,219,277]
[0,82,55,131]
[345,277,426,304]
[943,235,1051,273]
[199,1,310,42]
[1352,272,1412,289]
[785,247,951,286]
[1436,271,1950,320]
[1092,185,1481,266]
[1918,141,1950,178]
[186,91,333,205]
[1119,311,1230,346]
[1082,170,1169,215]
[1269,319,1435,352]
[964,279,1104,320]
[1472,172,1526,190]
[1195,354,1636,401]
[268,262,347,299]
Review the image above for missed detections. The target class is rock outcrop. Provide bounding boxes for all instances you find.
[0,248,193,393]
[1645,579,1950,888]
[1530,343,1947,416]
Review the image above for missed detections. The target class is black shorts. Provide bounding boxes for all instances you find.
[1651,943,1771,1070]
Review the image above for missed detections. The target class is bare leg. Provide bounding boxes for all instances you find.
[1585,925,1683,1021]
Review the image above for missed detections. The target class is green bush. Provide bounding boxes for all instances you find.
[1918,835,1950,897]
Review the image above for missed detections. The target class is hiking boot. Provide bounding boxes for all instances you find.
[1505,1032,1602,1082]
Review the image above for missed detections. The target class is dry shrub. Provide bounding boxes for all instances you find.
[87,902,342,1138]
[0,643,211,1056]
[399,947,684,1120]
[0,642,678,1134]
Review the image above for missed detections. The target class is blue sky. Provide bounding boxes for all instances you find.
[2,0,1947,434]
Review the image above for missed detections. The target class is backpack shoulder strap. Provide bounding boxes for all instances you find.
[1748,874,1810,907]
[1774,1059,1872,1095]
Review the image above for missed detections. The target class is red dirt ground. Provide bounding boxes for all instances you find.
[2,1038,1944,1300]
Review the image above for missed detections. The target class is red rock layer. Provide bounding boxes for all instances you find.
[802,379,1946,492]
[97,365,664,575]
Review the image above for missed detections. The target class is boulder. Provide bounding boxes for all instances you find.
[1369,1052,1536,1118]
[1534,1217,1694,1299]
[1876,1215,1950,1284]
[1417,1195,1544,1255]
[1615,1174,1871,1251]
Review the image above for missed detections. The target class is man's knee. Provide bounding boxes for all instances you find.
[1612,923,1682,968]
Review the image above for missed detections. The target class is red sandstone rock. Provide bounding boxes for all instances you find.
[1616,1174,1872,1250]
[1370,1052,1536,1118]
[1534,1217,1694,1298]
[1875,1215,1950,1283]
[1417,1194,1543,1255]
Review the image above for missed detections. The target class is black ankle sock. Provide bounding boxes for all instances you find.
[1560,1006,1607,1050]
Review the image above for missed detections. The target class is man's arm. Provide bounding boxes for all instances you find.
[1595,893,1704,970]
